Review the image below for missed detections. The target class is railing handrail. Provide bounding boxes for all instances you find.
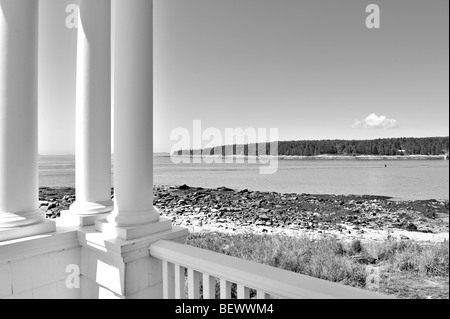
[149,240,392,299]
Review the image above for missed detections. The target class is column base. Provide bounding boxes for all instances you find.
[95,218,172,240]
[59,210,110,227]
[106,206,160,227]
[0,219,56,242]
[62,200,113,226]
[69,200,113,215]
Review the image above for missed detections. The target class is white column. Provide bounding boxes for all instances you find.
[108,0,157,226]
[68,0,113,223]
[0,0,55,240]
[97,0,172,240]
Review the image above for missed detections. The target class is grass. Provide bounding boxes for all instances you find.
[186,232,449,299]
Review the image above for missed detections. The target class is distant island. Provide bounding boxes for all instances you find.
[174,136,449,159]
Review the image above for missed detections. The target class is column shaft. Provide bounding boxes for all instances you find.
[107,0,157,226]
[70,0,113,216]
[0,0,44,228]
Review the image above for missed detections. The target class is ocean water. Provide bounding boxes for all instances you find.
[39,155,449,201]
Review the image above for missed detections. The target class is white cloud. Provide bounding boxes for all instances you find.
[351,120,363,129]
[352,113,399,129]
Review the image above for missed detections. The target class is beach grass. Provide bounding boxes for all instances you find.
[186,232,449,299]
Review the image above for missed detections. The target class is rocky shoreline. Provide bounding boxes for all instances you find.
[41,185,449,242]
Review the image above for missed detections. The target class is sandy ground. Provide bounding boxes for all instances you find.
[170,217,449,243]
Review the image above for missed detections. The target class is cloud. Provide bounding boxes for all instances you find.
[352,113,399,129]
[351,120,363,129]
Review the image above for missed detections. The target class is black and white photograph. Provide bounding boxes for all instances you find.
[0,0,448,304]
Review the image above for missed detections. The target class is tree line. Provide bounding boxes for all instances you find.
[276,137,449,156]
[175,137,449,157]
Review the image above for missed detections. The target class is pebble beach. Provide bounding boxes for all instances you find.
[41,185,449,243]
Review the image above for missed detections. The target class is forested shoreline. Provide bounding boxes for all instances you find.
[176,137,449,157]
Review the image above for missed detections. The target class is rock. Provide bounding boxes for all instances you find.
[193,220,203,227]
[404,223,418,231]
[39,185,450,238]
[399,234,410,240]
[355,256,377,265]
[174,208,184,214]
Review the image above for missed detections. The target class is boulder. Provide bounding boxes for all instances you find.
[404,223,418,231]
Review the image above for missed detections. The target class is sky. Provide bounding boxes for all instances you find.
[38,0,449,155]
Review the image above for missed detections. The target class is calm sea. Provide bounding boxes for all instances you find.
[38,155,449,201]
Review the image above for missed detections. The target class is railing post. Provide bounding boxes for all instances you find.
[220,279,232,299]
[162,261,175,299]
[256,290,270,299]
[175,264,186,299]
[237,284,250,299]
[187,269,200,299]
[202,273,216,299]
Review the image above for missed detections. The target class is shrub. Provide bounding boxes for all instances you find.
[187,232,367,288]
[416,241,448,276]
[349,239,363,255]
[186,232,449,295]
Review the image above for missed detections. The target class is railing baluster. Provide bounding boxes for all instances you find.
[162,261,175,299]
[188,268,201,299]
[257,289,270,299]
[202,273,216,299]
[237,284,250,299]
[220,279,232,299]
[174,264,186,299]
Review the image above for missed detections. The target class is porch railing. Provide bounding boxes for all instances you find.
[149,240,391,299]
